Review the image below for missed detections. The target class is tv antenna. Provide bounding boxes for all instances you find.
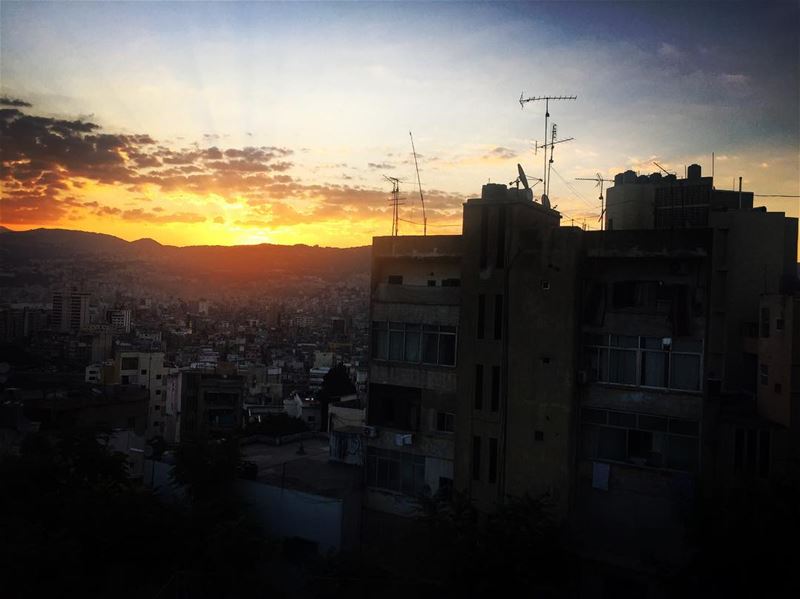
[384,175,403,236]
[576,173,614,230]
[409,131,427,236]
[519,93,577,201]
[653,161,674,176]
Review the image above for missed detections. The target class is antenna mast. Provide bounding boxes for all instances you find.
[576,173,614,230]
[519,93,577,199]
[409,131,427,236]
[384,175,402,236]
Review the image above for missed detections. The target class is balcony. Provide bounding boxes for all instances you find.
[374,283,460,306]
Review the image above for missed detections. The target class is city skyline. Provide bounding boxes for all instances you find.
[1,0,798,247]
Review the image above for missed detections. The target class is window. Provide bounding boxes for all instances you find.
[141,369,148,375]
[479,206,489,269]
[371,322,457,366]
[760,364,769,385]
[541,280,550,290]
[154,405,161,411]
[496,206,506,268]
[581,408,699,472]
[776,318,784,331]
[535,430,544,441]
[436,412,455,433]
[442,278,461,287]
[427,280,436,287]
[155,374,162,380]
[366,447,427,496]
[121,357,138,370]
[494,294,503,340]
[583,333,703,392]
[474,364,484,410]
[774,383,782,394]
[489,438,498,483]
[472,436,481,481]
[491,366,500,412]
[760,307,770,337]
[477,294,485,339]
[155,389,161,396]
[388,275,403,285]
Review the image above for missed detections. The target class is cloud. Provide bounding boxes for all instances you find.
[484,146,517,160]
[0,97,32,107]
[657,42,684,60]
[0,101,296,223]
[368,162,395,170]
[719,73,750,86]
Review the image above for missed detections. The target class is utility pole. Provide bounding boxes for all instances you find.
[519,93,577,198]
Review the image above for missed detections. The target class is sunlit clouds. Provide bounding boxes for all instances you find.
[1,1,797,246]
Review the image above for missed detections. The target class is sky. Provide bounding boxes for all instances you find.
[1,0,798,247]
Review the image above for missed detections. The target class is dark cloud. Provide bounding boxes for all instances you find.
[0,101,295,223]
[0,97,32,107]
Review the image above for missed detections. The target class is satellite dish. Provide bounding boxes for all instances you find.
[541,193,551,209]
[517,164,529,190]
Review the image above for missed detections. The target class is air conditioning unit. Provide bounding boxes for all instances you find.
[362,425,378,438]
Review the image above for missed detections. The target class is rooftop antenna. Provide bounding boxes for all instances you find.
[520,93,577,201]
[576,173,614,230]
[509,163,540,201]
[409,131,427,236]
[653,161,672,176]
[384,175,402,236]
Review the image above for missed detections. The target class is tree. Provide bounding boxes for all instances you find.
[316,363,356,432]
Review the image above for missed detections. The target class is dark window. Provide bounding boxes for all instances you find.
[477,294,485,340]
[612,281,637,308]
[427,280,436,287]
[489,438,498,483]
[127,417,136,429]
[494,294,503,340]
[479,206,489,269]
[389,322,405,361]
[491,366,500,412]
[746,429,757,472]
[776,318,784,331]
[372,321,388,359]
[155,389,161,396]
[581,408,606,424]
[438,329,457,366]
[121,357,138,370]
[154,405,161,411]
[388,275,403,285]
[436,411,455,433]
[760,307,770,337]
[155,374,162,380]
[734,428,745,472]
[472,436,481,481]
[758,430,770,478]
[496,206,506,268]
[541,280,550,290]
[141,369,147,375]
[438,477,453,500]
[442,278,461,287]
[775,383,782,393]
[760,363,769,385]
[474,364,484,410]
[534,430,544,441]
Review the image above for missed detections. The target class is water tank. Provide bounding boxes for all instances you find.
[622,170,637,184]
[649,172,663,183]
[637,175,650,184]
[481,183,507,201]
[614,172,624,185]
[687,164,701,180]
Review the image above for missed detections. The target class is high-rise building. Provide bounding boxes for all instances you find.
[52,290,90,332]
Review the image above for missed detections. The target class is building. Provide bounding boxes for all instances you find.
[52,290,90,332]
[110,351,167,439]
[179,370,244,438]
[106,308,132,333]
[365,234,462,515]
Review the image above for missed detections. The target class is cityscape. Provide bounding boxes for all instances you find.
[1,2,799,598]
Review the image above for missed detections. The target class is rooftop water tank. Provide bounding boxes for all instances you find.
[687,164,701,180]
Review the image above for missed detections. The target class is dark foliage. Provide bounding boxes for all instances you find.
[316,363,356,432]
